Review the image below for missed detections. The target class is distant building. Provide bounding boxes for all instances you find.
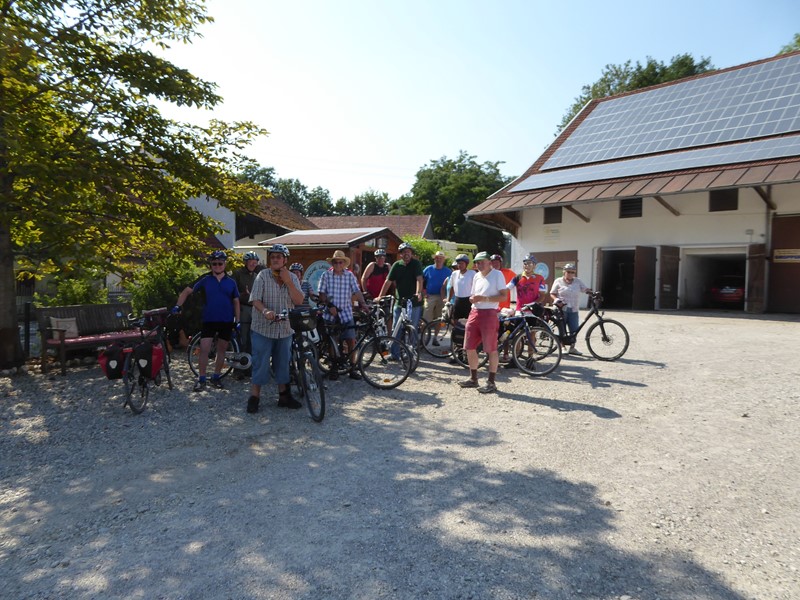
[468,51,800,313]
[308,215,434,240]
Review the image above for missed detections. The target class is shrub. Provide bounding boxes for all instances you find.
[402,236,441,266]
[35,276,108,306]
[125,256,202,313]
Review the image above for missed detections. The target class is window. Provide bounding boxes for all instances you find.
[543,206,562,224]
[619,198,642,219]
[709,188,738,212]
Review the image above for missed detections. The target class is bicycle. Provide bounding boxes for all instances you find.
[544,291,630,361]
[272,308,326,422]
[386,297,421,373]
[187,326,252,379]
[315,301,414,389]
[420,302,455,359]
[113,308,173,414]
[449,303,562,377]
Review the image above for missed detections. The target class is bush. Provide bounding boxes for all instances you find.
[125,256,202,313]
[35,277,108,306]
[402,236,442,266]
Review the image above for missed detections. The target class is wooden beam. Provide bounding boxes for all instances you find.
[754,185,777,210]
[489,212,521,234]
[653,195,680,216]
[565,205,590,223]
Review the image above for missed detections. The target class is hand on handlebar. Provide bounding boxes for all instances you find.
[171,305,181,315]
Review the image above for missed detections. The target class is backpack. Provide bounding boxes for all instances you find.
[98,343,125,380]
[132,341,165,380]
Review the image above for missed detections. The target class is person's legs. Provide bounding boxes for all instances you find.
[273,336,301,408]
[198,337,213,377]
[565,309,582,355]
[459,311,482,388]
[248,332,274,412]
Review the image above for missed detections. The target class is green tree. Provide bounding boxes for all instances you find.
[393,151,512,253]
[270,177,308,214]
[306,186,334,216]
[0,1,265,367]
[402,236,441,267]
[779,33,800,54]
[557,54,715,133]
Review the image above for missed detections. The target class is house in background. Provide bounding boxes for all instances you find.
[308,215,434,240]
[260,227,403,293]
[468,51,800,313]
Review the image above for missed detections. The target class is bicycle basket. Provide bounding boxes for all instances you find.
[289,308,320,332]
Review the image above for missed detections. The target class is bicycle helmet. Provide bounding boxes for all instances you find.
[266,243,290,257]
[243,251,260,262]
[398,242,414,252]
[563,263,577,271]
[490,254,503,261]
[208,250,227,262]
[523,253,537,263]
[455,253,470,263]
[374,249,387,257]
[289,262,304,272]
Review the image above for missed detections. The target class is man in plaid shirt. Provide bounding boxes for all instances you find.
[318,250,368,381]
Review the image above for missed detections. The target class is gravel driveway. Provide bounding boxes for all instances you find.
[1,310,798,600]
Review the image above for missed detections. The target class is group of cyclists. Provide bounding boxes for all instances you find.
[172,243,590,412]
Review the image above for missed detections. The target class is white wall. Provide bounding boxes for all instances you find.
[186,195,235,249]
[514,182,800,291]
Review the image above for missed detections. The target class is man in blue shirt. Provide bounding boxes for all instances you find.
[173,251,240,392]
[422,250,451,323]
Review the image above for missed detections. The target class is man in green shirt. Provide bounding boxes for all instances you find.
[378,242,423,349]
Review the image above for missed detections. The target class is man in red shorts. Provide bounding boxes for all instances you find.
[458,251,508,394]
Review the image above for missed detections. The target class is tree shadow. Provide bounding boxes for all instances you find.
[0,363,748,600]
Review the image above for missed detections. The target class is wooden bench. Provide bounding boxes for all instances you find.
[37,303,143,375]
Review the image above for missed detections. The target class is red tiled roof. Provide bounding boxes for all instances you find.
[308,215,432,239]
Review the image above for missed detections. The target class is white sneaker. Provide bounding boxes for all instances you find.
[568,347,583,356]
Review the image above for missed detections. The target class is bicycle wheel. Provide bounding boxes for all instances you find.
[298,350,325,422]
[357,335,413,389]
[124,354,149,414]
[452,342,488,369]
[316,333,349,376]
[399,324,420,373]
[511,327,562,377]
[420,318,453,358]
[585,319,629,361]
[187,333,238,379]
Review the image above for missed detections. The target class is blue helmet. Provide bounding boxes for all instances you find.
[289,262,304,272]
[243,251,260,262]
[523,253,537,263]
[209,250,227,262]
[266,243,290,257]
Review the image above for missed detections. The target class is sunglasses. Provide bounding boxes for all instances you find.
[210,262,225,266]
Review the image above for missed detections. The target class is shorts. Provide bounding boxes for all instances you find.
[251,331,291,386]
[463,308,500,353]
[201,321,234,341]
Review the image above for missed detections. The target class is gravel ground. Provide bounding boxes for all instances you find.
[1,310,798,600]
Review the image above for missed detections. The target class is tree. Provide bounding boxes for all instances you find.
[557,54,715,133]
[392,151,512,253]
[306,186,334,216]
[0,1,265,367]
[270,177,308,214]
[779,33,800,54]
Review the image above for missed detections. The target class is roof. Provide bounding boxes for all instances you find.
[250,195,318,231]
[468,51,800,231]
[308,215,433,239]
[259,227,400,249]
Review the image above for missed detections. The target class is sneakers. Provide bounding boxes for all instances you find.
[278,391,302,409]
[478,382,497,394]
[568,347,584,356]
[348,369,362,380]
[193,379,206,393]
[458,379,479,388]
[210,376,224,389]
[246,395,260,413]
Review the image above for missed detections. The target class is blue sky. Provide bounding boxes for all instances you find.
[160,0,800,201]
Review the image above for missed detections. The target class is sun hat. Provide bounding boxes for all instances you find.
[434,250,446,257]
[326,249,351,267]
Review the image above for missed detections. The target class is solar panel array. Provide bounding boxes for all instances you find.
[542,52,800,170]
[510,135,800,193]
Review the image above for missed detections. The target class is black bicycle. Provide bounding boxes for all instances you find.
[544,292,630,361]
[271,308,325,422]
[121,308,173,414]
[315,302,414,389]
[448,303,562,376]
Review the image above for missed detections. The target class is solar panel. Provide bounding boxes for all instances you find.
[543,53,800,170]
[510,135,800,193]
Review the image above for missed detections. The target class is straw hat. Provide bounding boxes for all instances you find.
[326,249,351,267]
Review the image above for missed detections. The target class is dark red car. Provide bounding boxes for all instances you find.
[711,275,745,307]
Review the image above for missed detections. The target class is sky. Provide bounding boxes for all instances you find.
[159,0,800,201]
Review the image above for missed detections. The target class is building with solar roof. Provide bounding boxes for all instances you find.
[468,51,800,314]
